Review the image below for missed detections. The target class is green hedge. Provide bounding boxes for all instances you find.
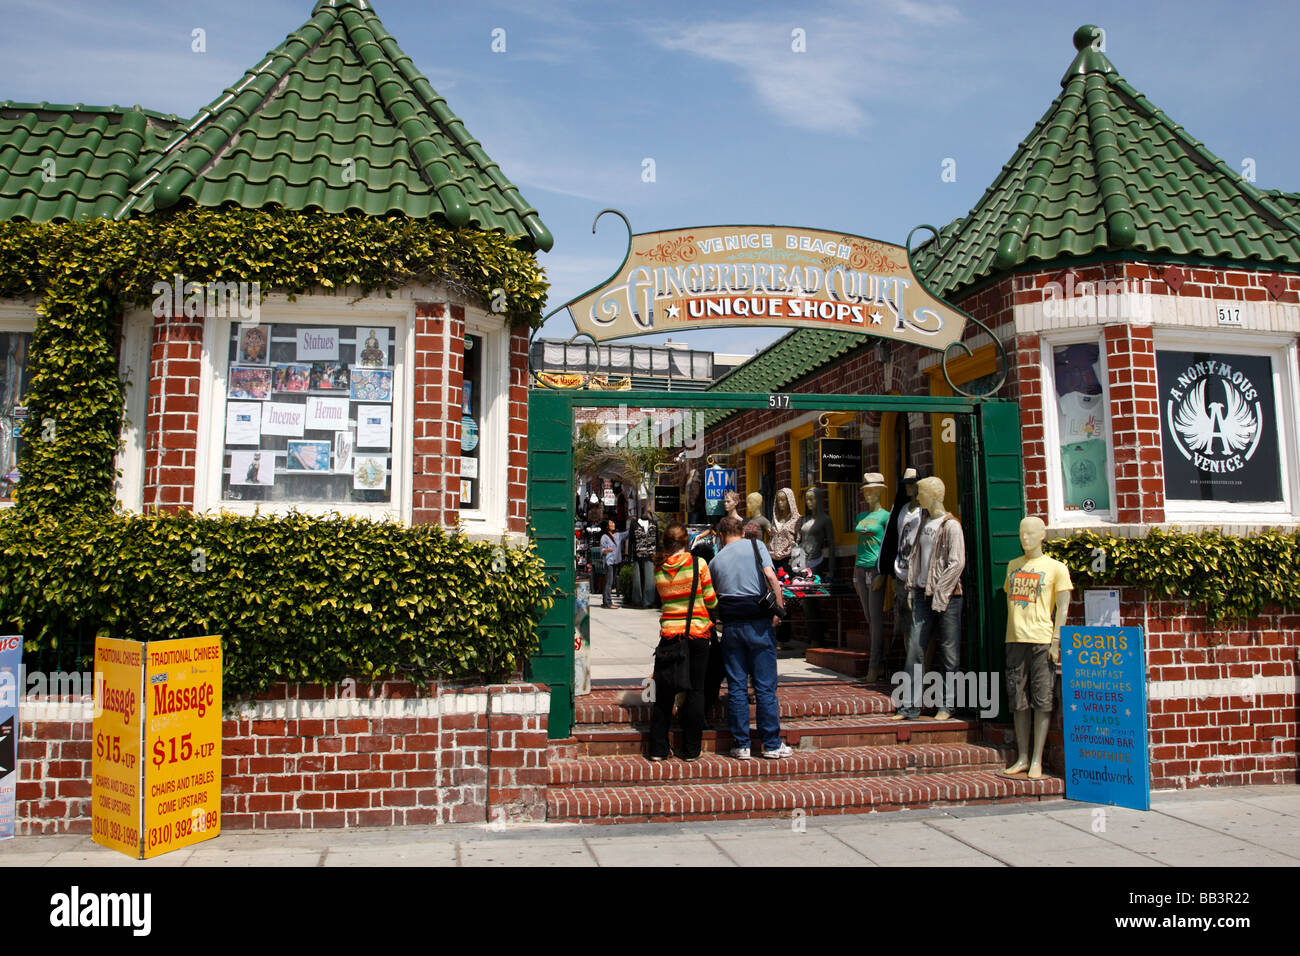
[0,510,554,699]
[1043,527,1300,623]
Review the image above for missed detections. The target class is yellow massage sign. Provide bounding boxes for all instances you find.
[566,225,967,350]
[92,634,222,859]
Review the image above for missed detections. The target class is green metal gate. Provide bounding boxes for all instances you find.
[526,390,1024,738]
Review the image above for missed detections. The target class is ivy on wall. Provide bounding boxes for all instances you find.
[0,207,548,514]
[1044,527,1300,623]
[0,511,554,698]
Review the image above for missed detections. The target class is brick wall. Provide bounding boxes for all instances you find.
[16,681,550,834]
[143,309,203,512]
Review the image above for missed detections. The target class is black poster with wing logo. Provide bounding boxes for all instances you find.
[1157,351,1281,503]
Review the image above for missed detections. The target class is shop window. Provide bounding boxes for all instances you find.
[1155,339,1298,517]
[1042,337,1115,522]
[457,315,509,533]
[212,319,401,511]
[0,328,32,504]
[459,332,483,510]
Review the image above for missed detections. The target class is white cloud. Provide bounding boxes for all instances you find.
[647,0,965,136]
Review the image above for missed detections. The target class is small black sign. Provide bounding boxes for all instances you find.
[818,438,862,483]
[1157,350,1281,503]
[653,484,682,513]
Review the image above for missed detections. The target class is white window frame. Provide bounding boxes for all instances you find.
[1154,330,1300,522]
[195,296,414,523]
[0,303,38,509]
[1040,331,1119,526]
[116,309,153,512]
[458,309,508,535]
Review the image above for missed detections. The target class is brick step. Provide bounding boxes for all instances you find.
[549,742,1007,788]
[563,714,980,757]
[574,681,894,726]
[805,648,868,678]
[546,769,1064,823]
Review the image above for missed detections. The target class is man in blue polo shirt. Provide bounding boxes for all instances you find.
[708,516,791,761]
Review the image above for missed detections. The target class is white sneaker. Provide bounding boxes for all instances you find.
[762,743,794,759]
[729,747,752,760]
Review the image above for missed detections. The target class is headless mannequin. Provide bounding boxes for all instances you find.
[630,506,658,608]
[799,487,835,647]
[1002,516,1070,779]
[856,485,888,676]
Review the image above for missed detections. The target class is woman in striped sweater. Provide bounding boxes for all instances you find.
[649,523,718,761]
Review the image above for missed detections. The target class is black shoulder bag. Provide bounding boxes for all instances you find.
[753,538,787,619]
[654,557,698,690]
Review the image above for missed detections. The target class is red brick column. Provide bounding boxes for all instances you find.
[443,305,466,520]
[507,328,530,534]
[1105,324,1164,524]
[412,302,448,526]
[1015,333,1049,519]
[143,310,202,511]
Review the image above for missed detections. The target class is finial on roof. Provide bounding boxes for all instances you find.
[312,0,370,13]
[1062,24,1115,86]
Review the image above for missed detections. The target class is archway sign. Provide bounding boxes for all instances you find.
[533,211,1007,400]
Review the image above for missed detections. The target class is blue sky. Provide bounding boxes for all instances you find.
[4,0,1298,355]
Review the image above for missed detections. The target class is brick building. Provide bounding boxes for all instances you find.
[705,26,1300,789]
[0,0,547,541]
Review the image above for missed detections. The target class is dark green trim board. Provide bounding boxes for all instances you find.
[525,390,1025,738]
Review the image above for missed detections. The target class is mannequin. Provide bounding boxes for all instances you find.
[745,492,772,543]
[630,505,659,609]
[769,489,801,645]
[874,468,920,680]
[892,476,965,721]
[723,490,742,523]
[853,473,890,679]
[799,487,835,579]
[799,487,835,646]
[684,468,704,524]
[1000,516,1072,779]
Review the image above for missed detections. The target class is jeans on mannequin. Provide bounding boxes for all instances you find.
[853,566,886,670]
[897,589,963,717]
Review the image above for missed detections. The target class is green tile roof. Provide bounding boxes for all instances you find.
[0,103,181,222]
[919,24,1300,295]
[0,0,551,250]
[709,24,1300,410]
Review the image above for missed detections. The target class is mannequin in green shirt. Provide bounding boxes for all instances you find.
[853,472,891,680]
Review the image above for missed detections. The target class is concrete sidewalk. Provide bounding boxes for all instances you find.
[4,785,1297,867]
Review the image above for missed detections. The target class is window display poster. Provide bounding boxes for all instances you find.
[357,328,389,367]
[228,365,272,401]
[1157,351,1282,503]
[296,328,340,361]
[230,450,275,485]
[334,431,354,475]
[0,633,20,840]
[286,440,331,472]
[273,363,311,393]
[237,324,270,365]
[354,455,386,491]
[460,456,478,479]
[350,368,393,402]
[305,396,349,431]
[309,362,349,391]
[225,402,262,445]
[261,402,305,437]
[1061,626,1150,811]
[460,479,473,505]
[356,405,392,448]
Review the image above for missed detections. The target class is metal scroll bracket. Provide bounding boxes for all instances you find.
[906,224,1008,401]
[528,209,633,389]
